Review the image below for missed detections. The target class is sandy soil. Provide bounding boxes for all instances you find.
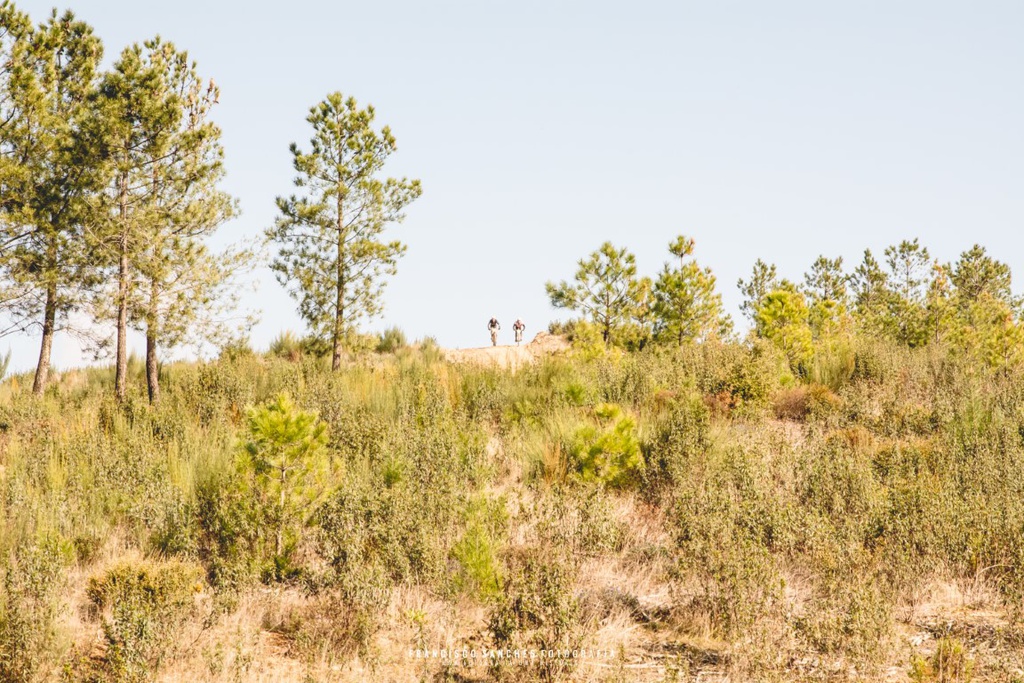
[443,331,570,370]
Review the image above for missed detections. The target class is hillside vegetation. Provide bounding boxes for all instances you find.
[2,334,1024,682]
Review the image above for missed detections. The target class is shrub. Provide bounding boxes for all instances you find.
[0,539,70,683]
[488,546,582,681]
[451,495,507,601]
[237,393,330,577]
[375,327,408,354]
[566,403,643,488]
[268,331,303,361]
[218,337,255,362]
[772,383,841,421]
[643,395,710,498]
[671,452,786,637]
[910,637,973,683]
[86,559,204,682]
[795,557,893,661]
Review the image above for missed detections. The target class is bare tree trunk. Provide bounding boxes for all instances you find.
[145,280,159,403]
[115,246,129,400]
[32,281,57,395]
[276,467,286,558]
[114,174,129,401]
[332,199,344,371]
[146,331,159,404]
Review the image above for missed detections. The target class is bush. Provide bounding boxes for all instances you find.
[268,331,304,361]
[566,403,643,488]
[795,555,893,661]
[910,637,973,683]
[772,383,841,421]
[86,559,204,682]
[451,495,507,601]
[671,450,786,637]
[643,395,710,498]
[488,546,582,681]
[0,539,70,683]
[237,393,330,578]
[375,327,408,354]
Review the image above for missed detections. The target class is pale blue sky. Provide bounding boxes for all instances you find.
[7,0,1024,372]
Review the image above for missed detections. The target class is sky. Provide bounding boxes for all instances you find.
[7,0,1024,373]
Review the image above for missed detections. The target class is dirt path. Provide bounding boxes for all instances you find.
[443,331,569,370]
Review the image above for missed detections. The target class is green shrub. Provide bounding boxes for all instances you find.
[671,451,786,637]
[452,495,507,601]
[375,326,408,354]
[566,403,642,488]
[0,539,70,683]
[268,331,304,360]
[643,395,710,498]
[795,555,893,661]
[237,393,330,577]
[910,637,973,683]
[488,546,582,681]
[86,559,204,682]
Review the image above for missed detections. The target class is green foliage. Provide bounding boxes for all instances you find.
[652,235,732,344]
[488,546,581,681]
[737,258,778,322]
[238,393,329,573]
[0,538,70,683]
[103,37,245,403]
[910,637,974,683]
[0,7,106,395]
[267,92,422,369]
[754,288,814,372]
[566,403,643,488]
[375,326,407,354]
[643,395,710,496]
[950,244,1016,313]
[86,559,204,682]
[6,262,1024,678]
[268,330,303,360]
[451,495,507,601]
[671,444,787,637]
[546,241,644,346]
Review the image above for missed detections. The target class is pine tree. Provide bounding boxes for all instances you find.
[239,393,329,565]
[652,235,730,344]
[950,244,1018,318]
[851,249,890,335]
[129,39,241,403]
[737,259,778,322]
[546,241,643,346]
[883,239,933,347]
[753,289,813,371]
[93,38,244,401]
[803,256,849,337]
[0,8,105,394]
[95,40,177,400]
[267,93,422,370]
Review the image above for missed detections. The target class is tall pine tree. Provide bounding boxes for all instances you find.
[268,93,421,370]
[94,38,244,401]
[0,8,105,394]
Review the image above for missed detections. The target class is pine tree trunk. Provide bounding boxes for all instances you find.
[146,331,159,404]
[32,281,57,396]
[332,199,344,371]
[145,280,159,403]
[114,174,129,401]
[276,467,286,558]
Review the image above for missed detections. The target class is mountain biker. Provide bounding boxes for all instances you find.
[487,317,501,346]
[513,318,525,345]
